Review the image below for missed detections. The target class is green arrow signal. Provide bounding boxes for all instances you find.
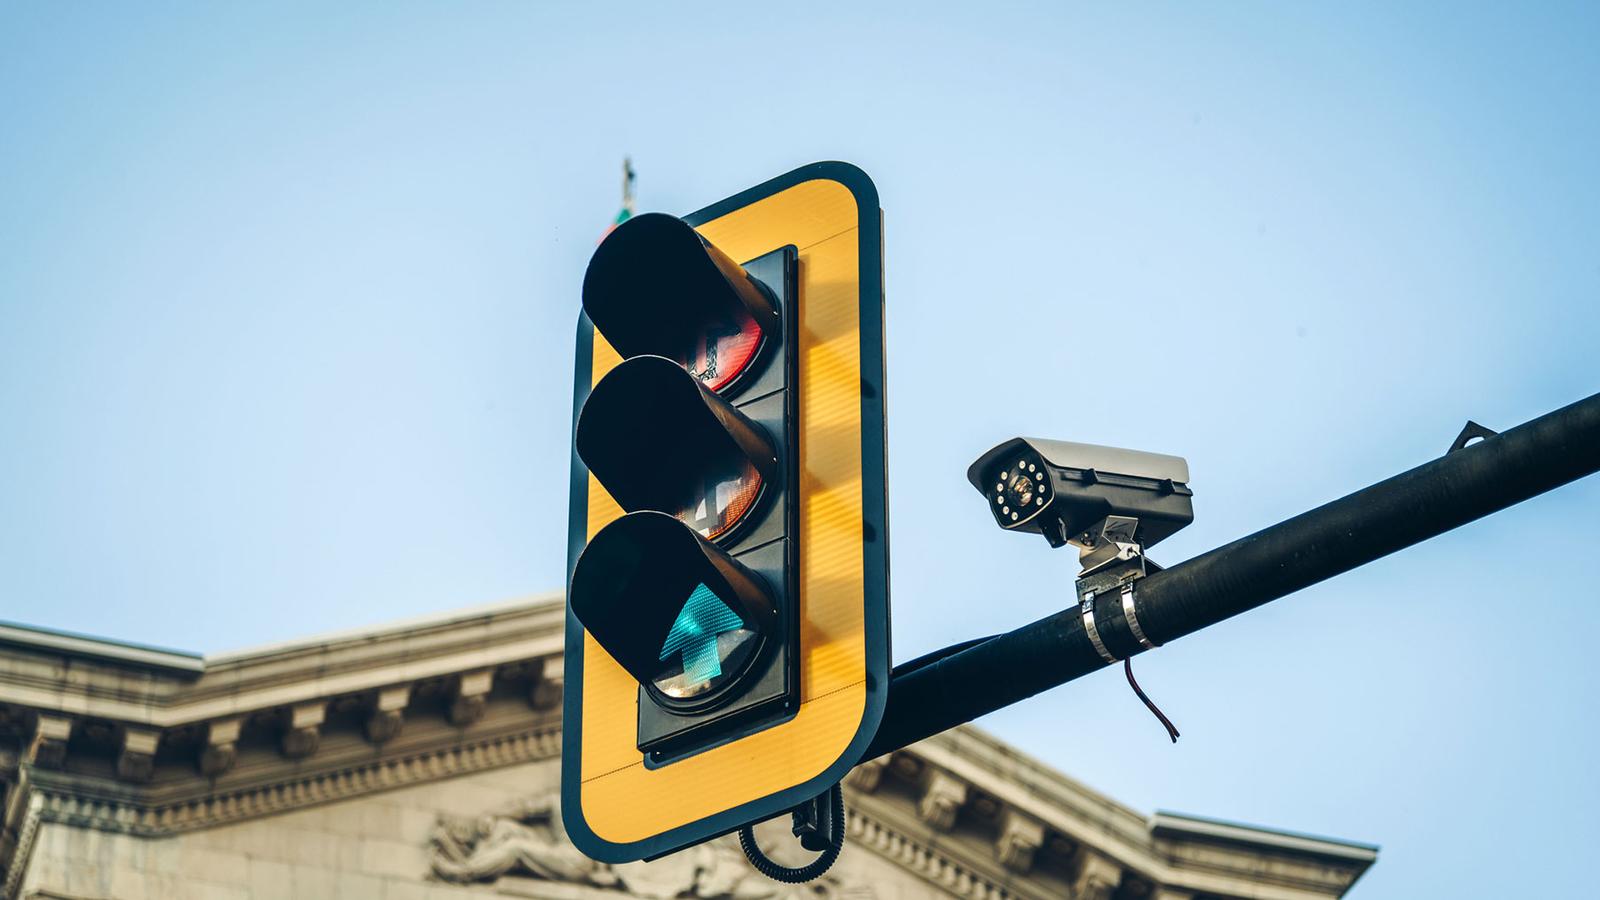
[659,583,745,687]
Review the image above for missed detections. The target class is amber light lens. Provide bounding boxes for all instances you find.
[674,457,765,542]
[576,355,777,547]
[679,309,765,394]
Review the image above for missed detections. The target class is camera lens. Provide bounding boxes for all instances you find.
[1008,472,1036,507]
[992,456,1050,525]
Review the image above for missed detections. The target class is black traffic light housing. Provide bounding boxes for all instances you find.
[570,231,800,761]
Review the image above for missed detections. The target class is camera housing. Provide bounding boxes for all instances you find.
[966,437,1194,550]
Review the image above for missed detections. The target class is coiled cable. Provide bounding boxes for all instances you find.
[737,783,845,883]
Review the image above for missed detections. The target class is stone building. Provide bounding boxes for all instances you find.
[0,594,1376,899]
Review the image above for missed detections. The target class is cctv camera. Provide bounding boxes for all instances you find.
[966,438,1193,551]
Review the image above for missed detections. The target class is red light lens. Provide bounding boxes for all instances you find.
[679,309,764,394]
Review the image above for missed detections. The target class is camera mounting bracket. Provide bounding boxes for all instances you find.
[1072,515,1164,663]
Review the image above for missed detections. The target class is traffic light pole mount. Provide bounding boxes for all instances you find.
[866,390,1600,759]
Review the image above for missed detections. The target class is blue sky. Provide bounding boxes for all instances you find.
[2,3,1596,895]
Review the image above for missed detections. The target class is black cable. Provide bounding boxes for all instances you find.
[1123,658,1179,742]
[737,783,845,883]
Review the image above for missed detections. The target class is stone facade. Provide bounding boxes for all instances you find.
[0,595,1376,899]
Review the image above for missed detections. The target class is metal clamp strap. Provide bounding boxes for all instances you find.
[1121,582,1159,650]
[1080,591,1119,664]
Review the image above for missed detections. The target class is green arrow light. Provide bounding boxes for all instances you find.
[659,583,745,687]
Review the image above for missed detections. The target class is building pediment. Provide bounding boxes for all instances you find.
[0,595,1373,899]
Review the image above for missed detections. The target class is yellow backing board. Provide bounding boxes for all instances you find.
[562,163,888,862]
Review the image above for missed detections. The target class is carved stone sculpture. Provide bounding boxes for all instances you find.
[427,793,868,899]
[429,793,615,887]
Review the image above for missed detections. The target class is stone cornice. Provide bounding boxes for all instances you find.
[0,593,571,898]
[0,594,564,728]
[847,775,1069,900]
[915,727,1155,869]
[862,728,1376,899]
[0,624,202,675]
[24,722,560,837]
[846,803,1031,900]
[1150,812,1379,864]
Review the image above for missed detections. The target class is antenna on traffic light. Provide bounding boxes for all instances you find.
[621,156,636,216]
[601,157,637,241]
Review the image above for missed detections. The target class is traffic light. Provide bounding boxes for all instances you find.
[562,162,888,863]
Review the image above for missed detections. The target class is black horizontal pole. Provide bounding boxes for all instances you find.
[865,390,1600,760]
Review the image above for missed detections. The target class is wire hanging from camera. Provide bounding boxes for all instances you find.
[1124,658,1180,742]
[1071,516,1182,743]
